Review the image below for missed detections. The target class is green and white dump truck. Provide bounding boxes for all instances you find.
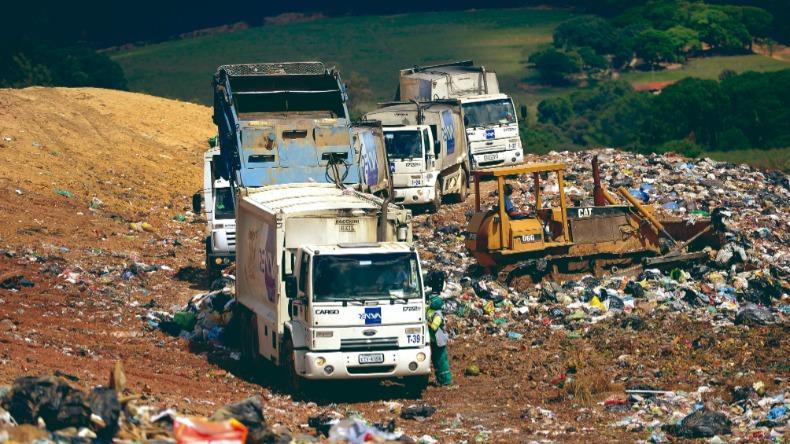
[234,183,430,390]
[397,60,524,170]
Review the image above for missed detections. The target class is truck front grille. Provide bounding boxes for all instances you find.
[341,337,399,352]
[478,159,505,168]
[227,232,236,247]
[348,365,396,374]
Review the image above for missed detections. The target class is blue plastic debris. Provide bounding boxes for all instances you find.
[767,405,787,421]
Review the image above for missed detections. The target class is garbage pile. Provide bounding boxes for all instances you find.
[608,383,788,442]
[0,366,292,444]
[416,149,788,339]
[145,274,238,349]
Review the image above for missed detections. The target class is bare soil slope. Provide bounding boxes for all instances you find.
[0,87,214,255]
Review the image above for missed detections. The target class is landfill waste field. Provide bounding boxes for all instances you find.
[0,87,788,443]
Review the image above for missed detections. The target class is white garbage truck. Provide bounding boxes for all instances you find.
[193,147,236,275]
[363,101,469,211]
[234,183,430,391]
[397,60,524,170]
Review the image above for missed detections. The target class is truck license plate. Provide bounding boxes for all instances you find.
[358,353,384,364]
[410,179,422,187]
[483,154,498,161]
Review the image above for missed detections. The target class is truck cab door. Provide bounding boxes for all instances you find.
[423,128,437,171]
[291,251,310,325]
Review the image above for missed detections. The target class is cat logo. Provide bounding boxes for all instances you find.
[577,208,593,218]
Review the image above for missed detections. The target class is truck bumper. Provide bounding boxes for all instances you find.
[470,149,523,170]
[296,346,431,380]
[393,186,435,205]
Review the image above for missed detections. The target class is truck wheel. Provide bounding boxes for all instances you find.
[429,181,442,213]
[282,337,303,394]
[405,374,429,398]
[240,309,259,366]
[457,173,468,203]
[205,237,217,278]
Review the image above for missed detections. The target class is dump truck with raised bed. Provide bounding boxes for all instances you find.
[234,183,430,392]
[364,101,469,211]
[212,62,389,193]
[397,60,524,170]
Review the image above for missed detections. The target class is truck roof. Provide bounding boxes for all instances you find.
[241,183,400,215]
[303,242,414,255]
[369,100,460,115]
[400,60,494,78]
[457,93,511,103]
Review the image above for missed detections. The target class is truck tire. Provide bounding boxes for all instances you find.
[281,336,304,394]
[457,173,468,203]
[429,181,442,213]
[240,309,259,366]
[405,374,429,398]
[205,237,217,278]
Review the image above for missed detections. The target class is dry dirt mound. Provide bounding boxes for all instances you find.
[0,87,214,254]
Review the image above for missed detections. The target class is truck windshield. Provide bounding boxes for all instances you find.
[312,253,421,301]
[462,99,517,128]
[384,131,423,160]
[214,188,235,220]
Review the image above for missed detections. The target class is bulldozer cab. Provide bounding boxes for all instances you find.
[467,163,573,266]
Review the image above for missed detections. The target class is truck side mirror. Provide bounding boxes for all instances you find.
[192,193,202,214]
[520,105,527,122]
[285,275,297,299]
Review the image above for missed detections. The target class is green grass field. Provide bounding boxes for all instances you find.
[113,8,788,112]
[112,8,575,111]
[620,54,789,85]
[703,147,790,172]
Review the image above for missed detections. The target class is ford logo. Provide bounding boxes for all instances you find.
[362,329,377,337]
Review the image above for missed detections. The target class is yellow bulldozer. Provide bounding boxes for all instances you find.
[465,158,717,281]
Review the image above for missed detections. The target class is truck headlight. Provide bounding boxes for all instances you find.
[214,257,223,265]
[315,331,333,338]
[416,352,426,362]
[315,357,326,366]
[405,327,421,335]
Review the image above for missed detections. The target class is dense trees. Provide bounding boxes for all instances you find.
[526,70,790,156]
[528,49,583,85]
[0,40,127,89]
[531,0,779,86]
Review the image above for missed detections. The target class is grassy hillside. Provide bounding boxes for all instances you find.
[621,55,789,85]
[112,8,575,112]
[113,8,788,116]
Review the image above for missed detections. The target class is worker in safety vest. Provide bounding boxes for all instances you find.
[426,270,452,386]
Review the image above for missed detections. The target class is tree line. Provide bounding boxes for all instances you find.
[525,69,790,156]
[529,0,780,85]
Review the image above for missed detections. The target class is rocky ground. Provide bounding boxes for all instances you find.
[0,87,787,443]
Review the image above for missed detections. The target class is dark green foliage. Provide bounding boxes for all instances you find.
[530,69,790,155]
[644,77,729,146]
[538,97,574,124]
[529,48,583,85]
[577,46,610,70]
[634,29,678,65]
[553,16,619,54]
[520,123,574,154]
[719,69,790,148]
[591,92,652,147]
[0,41,127,89]
[570,80,634,114]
